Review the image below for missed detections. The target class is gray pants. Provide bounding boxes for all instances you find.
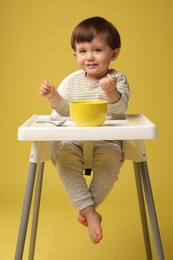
[52,141,124,211]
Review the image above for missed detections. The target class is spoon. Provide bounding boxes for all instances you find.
[36,118,66,126]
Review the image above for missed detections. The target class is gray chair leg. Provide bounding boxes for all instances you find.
[15,163,37,260]
[133,162,153,260]
[28,162,44,260]
[140,161,165,260]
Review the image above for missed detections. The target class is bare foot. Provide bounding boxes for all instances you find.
[79,206,103,244]
[77,213,88,227]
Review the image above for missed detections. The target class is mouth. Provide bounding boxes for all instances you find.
[86,63,98,68]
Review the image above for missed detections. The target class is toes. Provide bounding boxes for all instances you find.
[77,213,88,227]
[91,231,102,244]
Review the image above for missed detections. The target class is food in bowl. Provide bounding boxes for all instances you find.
[70,100,108,126]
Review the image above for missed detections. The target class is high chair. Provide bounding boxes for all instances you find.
[14,71,165,260]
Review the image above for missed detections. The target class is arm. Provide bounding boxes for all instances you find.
[100,72,130,118]
[39,80,62,109]
[100,74,121,104]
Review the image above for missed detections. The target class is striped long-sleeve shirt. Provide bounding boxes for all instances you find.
[54,69,130,120]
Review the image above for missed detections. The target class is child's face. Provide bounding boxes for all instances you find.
[74,36,119,81]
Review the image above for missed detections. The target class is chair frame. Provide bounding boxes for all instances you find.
[15,71,165,259]
[15,139,165,260]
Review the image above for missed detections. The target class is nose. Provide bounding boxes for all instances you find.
[87,51,94,61]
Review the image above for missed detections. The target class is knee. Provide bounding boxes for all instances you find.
[93,145,123,172]
[52,141,84,170]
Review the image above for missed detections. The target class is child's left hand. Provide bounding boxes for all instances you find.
[100,74,117,93]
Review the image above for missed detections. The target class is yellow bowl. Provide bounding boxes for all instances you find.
[70,100,108,126]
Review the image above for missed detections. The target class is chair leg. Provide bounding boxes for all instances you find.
[133,162,153,260]
[15,163,37,260]
[28,162,44,260]
[139,161,165,260]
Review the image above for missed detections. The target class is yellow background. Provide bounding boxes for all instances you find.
[0,0,172,259]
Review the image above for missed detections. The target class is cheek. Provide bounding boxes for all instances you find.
[101,57,111,65]
[105,54,114,64]
[76,56,84,65]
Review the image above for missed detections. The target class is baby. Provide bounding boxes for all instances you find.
[39,16,130,244]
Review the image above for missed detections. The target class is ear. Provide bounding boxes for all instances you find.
[73,51,77,58]
[111,48,120,61]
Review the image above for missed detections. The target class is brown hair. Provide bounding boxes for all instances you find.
[71,16,121,51]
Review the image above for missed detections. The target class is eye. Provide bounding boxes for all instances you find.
[78,49,87,54]
[94,48,102,53]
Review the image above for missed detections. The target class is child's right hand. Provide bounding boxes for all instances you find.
[39,80,57,100]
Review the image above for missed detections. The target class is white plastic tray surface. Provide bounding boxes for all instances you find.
[18,114,157,141]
